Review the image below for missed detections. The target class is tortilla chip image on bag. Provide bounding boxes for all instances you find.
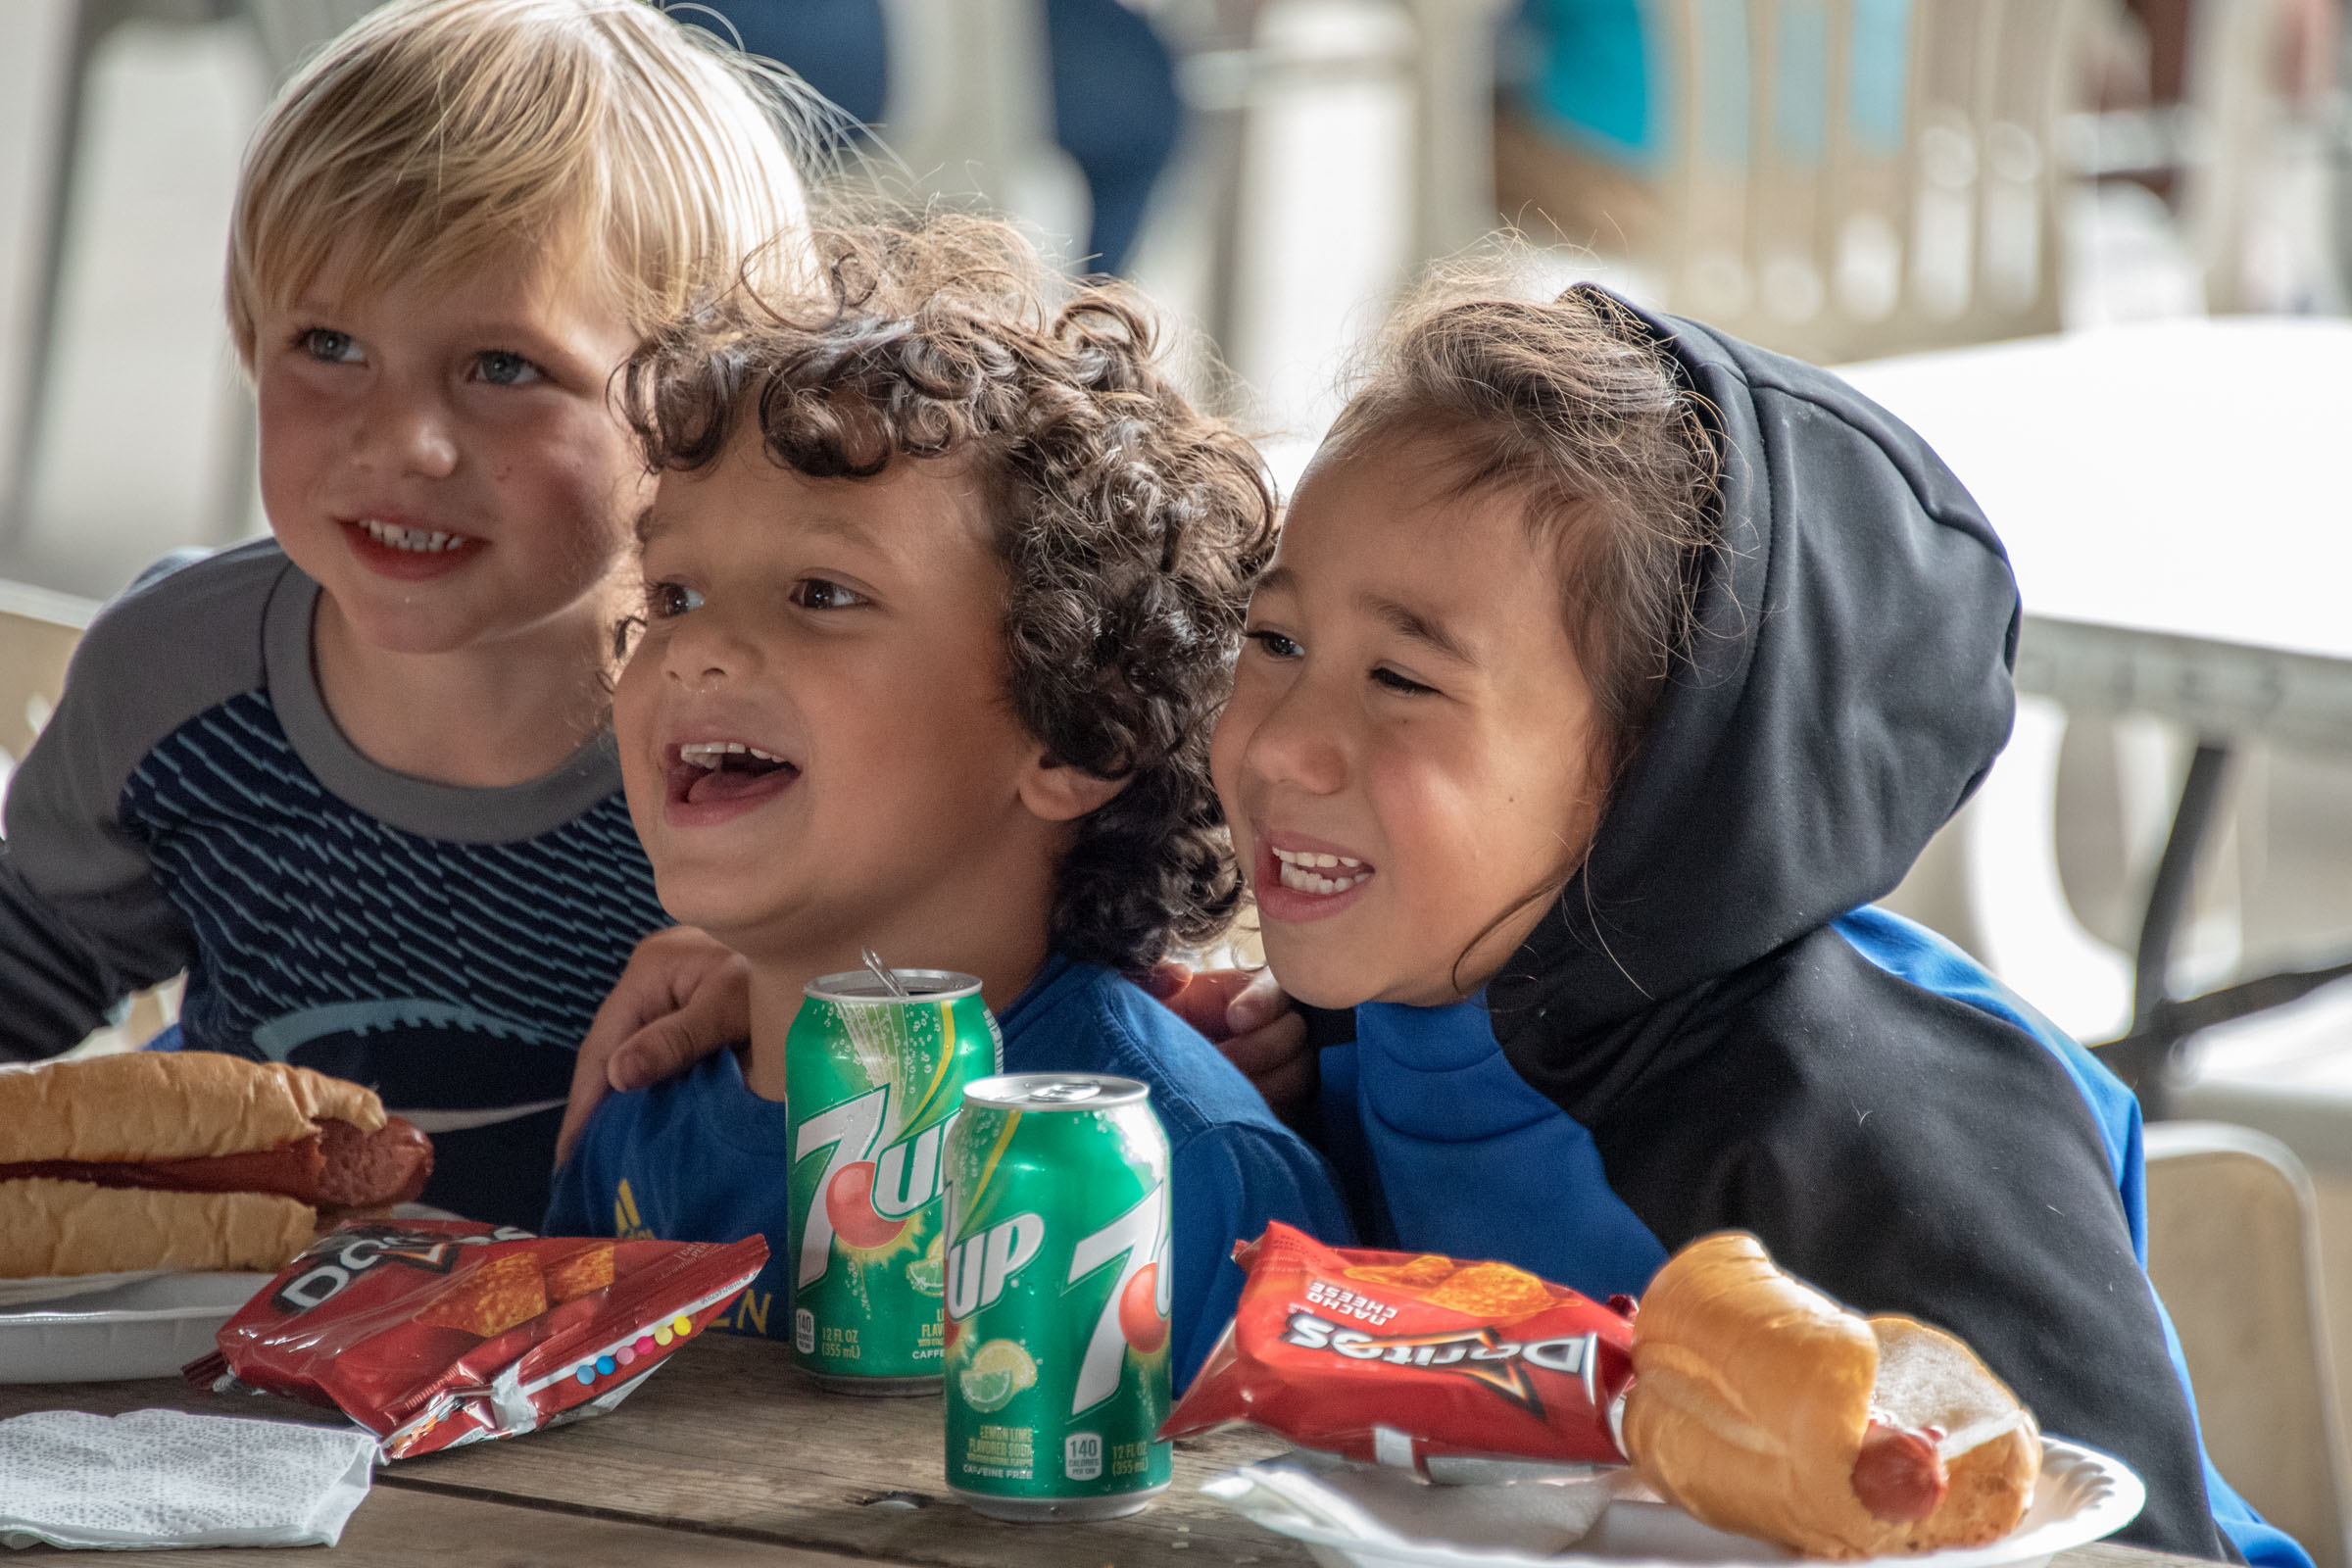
[187,1220,763,1460]
[1162,1223,1635,1472]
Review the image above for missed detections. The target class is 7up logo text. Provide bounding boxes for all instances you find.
[792,1087,960,1288]
[1065,1187,1168,1415]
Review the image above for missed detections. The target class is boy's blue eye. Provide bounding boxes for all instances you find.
[299,328,361,364]
[1244,629,1302,660]
[648,582,704,618]
[791,578,868,612]
[474,351,543,387]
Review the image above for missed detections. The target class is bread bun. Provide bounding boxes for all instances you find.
[0,1053,384,1164]
[0,1177,315,1276]
[1869,1316,2042,1553]
[1622,1233,2038,1558]
[1,1054,425,1277]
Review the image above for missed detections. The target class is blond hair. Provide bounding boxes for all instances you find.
[226,0,820,366]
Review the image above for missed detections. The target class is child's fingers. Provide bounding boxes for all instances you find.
[555,1049,618,1169]
[1215,1011,1315,1118]
[1224,968,1289,1036]
[1142,959,1194,1001]
[1158,965,1284,1042]
[555,928,749,1167]
[1217,1008,1307,1078]
[606,951,750,1091]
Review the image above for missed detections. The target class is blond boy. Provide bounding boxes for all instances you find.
[0,0,811,1228]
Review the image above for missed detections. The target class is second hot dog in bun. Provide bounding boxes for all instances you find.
[1622,1232,2039,1558]
[0,1053,433,1277]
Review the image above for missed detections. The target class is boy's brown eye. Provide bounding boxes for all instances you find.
[791,578,868,612]
[648,582,704,617]
[1245,629,1302,660]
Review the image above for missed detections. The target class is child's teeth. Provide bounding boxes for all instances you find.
[362,518,465,553]
[680,740,788,769]
[1275,860,1372,896]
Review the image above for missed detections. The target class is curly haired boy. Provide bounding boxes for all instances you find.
[544,218,1349,1385]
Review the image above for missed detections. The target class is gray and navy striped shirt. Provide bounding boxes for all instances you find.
[0,541,669,1225]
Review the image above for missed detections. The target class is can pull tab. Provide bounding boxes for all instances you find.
[1029,1081,1104,1103]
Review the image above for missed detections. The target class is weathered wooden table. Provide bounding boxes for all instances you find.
[0,1333,2211,1568]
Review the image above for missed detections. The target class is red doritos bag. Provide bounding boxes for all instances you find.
[1160,1222,1635,1472]
[185,1220,764,1459]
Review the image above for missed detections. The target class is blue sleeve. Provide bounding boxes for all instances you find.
[1167,1122,1355,1394]
[540,1114,614,1238]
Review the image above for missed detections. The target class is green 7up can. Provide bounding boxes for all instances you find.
[942,1074,1173,1520]
[786,969,1002,1394]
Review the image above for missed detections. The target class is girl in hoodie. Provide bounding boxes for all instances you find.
[1209,283,2298,1568]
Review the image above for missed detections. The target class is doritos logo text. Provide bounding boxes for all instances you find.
[1162,1223,1634,1470]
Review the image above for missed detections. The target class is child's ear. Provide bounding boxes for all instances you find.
[1016,752,1130,823]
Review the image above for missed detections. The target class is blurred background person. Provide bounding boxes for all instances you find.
[685,0,1184,273]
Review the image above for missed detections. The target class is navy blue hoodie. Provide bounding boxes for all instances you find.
[1310,294,2295,1566]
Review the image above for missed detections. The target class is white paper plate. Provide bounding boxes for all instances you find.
[0,1273,273,1383]
[1203,1439,2144,1568]
[0,1272,170,1309]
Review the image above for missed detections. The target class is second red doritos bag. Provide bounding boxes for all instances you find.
[1161,1223,1634,1472]
[186,1220,764,1459]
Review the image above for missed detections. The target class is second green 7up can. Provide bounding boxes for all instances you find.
[786,969,1002,1393]
[943,1073,1173,1520]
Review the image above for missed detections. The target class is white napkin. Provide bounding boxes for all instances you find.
[0,1408,375,1550]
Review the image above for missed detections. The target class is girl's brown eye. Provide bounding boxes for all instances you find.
[791,577,868,612]
[1372,665,1437,696]
[1245,629,1302,660]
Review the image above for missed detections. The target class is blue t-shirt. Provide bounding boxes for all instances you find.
[545,955,1352,1390]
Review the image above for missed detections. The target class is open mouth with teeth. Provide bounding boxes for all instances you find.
[669,739,800,810]
[1271,844,1372,896]
[360,518,468,553]
[343,516,479,575]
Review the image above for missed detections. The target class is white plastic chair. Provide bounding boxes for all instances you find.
[0,579,176,1055]
[2145,1121,2352,1568]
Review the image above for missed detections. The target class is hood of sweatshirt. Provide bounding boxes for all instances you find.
[1486,298,2019,1093]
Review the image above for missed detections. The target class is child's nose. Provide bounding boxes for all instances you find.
[353,377,458,478]
[1246,683,1348,796]
[662,610,759,691]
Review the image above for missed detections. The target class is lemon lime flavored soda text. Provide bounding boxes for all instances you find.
[786,970,1003,1394]
[942,1073,1173,1520]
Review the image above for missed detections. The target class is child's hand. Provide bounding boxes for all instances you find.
[557,927,752,1165]
[1147,964,1315,1119]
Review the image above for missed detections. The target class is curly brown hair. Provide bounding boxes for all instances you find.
[623,216,1277,977]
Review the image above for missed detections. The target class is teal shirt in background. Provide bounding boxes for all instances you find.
[1504,0,1913,171]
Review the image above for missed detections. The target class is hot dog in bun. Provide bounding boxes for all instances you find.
[1621,1232,2039,1559]
[0,1053,432,1277]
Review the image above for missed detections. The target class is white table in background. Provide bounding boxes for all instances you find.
[1838,317,2352,1104]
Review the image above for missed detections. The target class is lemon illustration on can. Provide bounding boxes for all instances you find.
[957,1339,1037,1414]
[906,1234,946,1297]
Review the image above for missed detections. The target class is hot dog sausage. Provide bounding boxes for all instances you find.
[1851,1420,1948,1522]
